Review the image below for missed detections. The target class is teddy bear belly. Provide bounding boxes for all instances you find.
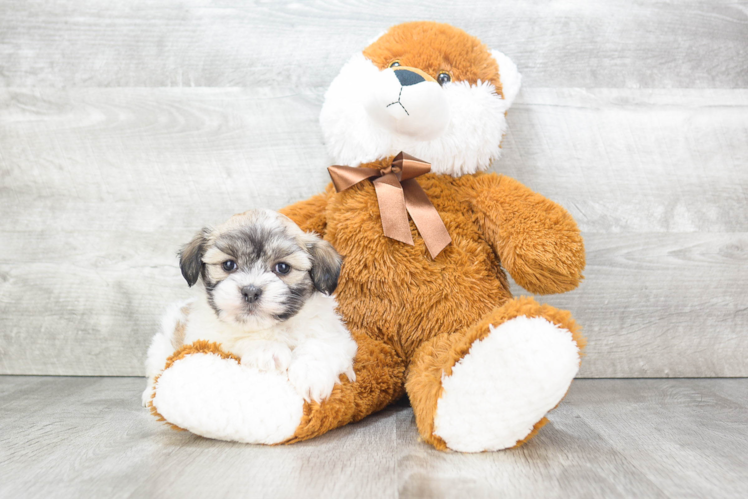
[329,215,512,361]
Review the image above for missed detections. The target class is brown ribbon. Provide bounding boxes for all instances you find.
[328,152,452,258]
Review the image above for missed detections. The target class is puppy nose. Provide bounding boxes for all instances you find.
[394,69,425,87]
[241,285,263,304]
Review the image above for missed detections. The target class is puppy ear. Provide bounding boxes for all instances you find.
[179,228,210,287]
[307,236,342,295]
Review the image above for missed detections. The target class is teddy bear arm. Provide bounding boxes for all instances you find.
[468,175,585,295]
[279,183,335,236]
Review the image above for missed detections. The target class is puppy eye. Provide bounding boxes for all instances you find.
[273,262,291,275]
[437,72,452,85]
[222,260,237,272]
[389,60,401,68]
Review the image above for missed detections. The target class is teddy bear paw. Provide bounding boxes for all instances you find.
[433,315,580,452]
[152,352,304,444]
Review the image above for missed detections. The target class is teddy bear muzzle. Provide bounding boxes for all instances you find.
[363,66,450,141]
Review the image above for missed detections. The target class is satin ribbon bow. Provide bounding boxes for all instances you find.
[327,152,452,258]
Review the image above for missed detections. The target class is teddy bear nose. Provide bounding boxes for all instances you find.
[394,69,425,87]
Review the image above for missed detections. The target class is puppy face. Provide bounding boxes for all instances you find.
[320,21,521,176]
[179,209,342,331]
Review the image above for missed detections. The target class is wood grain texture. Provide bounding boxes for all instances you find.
[0,376,399,498]
[0,0,746,89]
[398,378,748,498]
[1,376,747,498]
[1,88,747,376]
[501,89,748,233]
[545,232,748,378]
[0,87,329,376]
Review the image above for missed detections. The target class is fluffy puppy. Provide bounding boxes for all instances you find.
[143,209,357,406]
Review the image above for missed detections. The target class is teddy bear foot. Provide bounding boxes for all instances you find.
[407,297,585,452]
[151,351,304,444]
[433,315,580,452]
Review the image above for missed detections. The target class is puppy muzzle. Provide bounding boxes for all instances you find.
[364,66,450,140]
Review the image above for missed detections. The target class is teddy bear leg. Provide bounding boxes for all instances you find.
[150,330,406,445]
[406,296,585,452]
[149,341,306,444]
[283,329,406,443]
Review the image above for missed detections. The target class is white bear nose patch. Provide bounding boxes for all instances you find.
[364,69,450,140]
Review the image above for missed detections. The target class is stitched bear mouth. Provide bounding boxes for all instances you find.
[364,68,450,140]
[386,87,409,116]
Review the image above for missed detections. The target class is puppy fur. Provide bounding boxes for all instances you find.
[143,209,357,405]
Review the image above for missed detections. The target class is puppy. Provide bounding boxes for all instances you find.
[142,209,357,406]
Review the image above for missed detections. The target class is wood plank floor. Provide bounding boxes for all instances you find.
[1,377,746,498]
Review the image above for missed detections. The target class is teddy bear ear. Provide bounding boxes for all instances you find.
[490,50,522,109]
[365,31,387,46]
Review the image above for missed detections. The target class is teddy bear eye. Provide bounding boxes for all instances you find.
[222,260,237,272]
[389,60,401,68]
[437,72,452,85]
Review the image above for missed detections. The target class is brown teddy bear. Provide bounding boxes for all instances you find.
[148,21,586,452]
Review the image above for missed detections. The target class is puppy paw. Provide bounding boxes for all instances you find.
[240,342,293,373]
[141,377,157,407]
[287,358,338,403]
[141,385,153,407]
[344,364,356,383]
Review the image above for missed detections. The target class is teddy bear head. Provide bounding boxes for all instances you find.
[320,21,521,176]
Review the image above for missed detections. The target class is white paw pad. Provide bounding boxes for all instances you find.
[152,353,304,444]
[434,316,580,452]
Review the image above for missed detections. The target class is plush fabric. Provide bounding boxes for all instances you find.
[150,21,587,452]
[277,169,586,450]
[362,21,505,95]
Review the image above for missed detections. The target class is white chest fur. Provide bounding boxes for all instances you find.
[149,290,358,404]
[183,291,349,354]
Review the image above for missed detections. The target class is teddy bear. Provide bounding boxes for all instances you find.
[147,21,586,453]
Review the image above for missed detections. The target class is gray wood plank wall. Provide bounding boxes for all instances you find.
[0,0,746,376]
